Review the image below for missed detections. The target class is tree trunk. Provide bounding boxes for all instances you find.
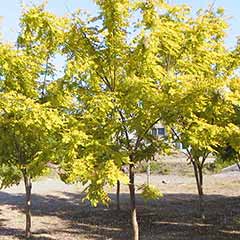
[129,164,139,240]
[116,180,120,211]
[192,161,205,220]
[23,171,32,239]
[146,159,151,186]
[198,164,205,220]
[236,161,240,172]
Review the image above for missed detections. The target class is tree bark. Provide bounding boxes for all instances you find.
[192,161,205,220]
[116,180,120,211]
[146,159,151,186]
[129,164,139,240]
[23,171,32,239]
[236,161,240,172]
[198,164,205,220]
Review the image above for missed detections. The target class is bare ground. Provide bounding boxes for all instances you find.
[0,163,240,239]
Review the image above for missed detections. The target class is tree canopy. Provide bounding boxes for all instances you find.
[0,1,240,239]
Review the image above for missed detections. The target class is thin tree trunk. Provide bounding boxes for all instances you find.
[198,164,205,220]
[236,161,240,172]
[129,164,139,240]
[192,161,205,220]
[117,180,120,211]
[147,159,151,186]
[23,171,32,239]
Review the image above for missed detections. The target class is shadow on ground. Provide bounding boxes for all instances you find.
[0,190,240,239]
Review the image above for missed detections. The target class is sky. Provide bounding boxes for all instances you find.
[0,0,239,48]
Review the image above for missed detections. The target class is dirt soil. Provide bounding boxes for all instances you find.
[0,164,240,239]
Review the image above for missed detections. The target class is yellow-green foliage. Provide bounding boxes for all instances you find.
[0,92,63,188]
[1,0,240,206]
[139,184,163,202]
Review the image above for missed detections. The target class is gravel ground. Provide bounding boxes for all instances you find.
[0,170,240,239]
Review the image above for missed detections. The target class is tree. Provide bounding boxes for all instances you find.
[0,92,63,238]
[17,3,130,209]
[0,6,66,237]
[58,1,171,239]
[168,84,235,219]
[12,1,238,239]
[159,6,236,220]
[213,41,240,170]
[214,79,240,170]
